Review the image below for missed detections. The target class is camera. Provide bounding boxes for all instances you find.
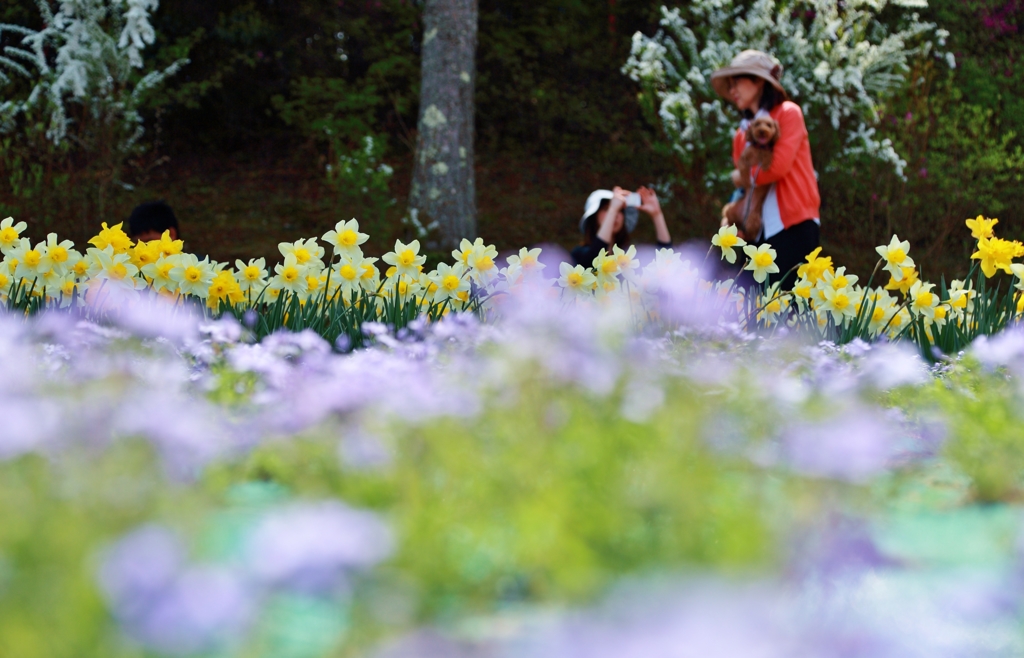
[626,192,641,208]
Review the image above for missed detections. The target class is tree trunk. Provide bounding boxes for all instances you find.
[409,0,478,250]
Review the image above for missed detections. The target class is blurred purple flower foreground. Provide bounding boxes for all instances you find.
[0,289,966,657]
[99,501,392,655]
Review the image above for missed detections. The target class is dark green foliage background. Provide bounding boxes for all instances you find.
[0,0,1021,275]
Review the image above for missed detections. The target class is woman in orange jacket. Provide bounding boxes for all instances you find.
[711,50,821,288]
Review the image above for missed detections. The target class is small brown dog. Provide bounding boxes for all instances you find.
[722,116,780,241]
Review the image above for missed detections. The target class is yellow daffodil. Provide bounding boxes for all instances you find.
[965,215,998,240]
[88,222,133,254]
[796,247,833,284]
[207,270,244,308]
[130,240,162,269]
[742,244,779,284]
[884,267,918,295]
[155,230,184,257]
[711,225,746,264]
[972,236,1024,278]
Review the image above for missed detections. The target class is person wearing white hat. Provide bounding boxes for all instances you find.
[710,49,821,288]
[571,186,671,268]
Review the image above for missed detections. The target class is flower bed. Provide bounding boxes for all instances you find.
[0,214,1021,356]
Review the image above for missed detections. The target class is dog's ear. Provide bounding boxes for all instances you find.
[744,123,756,145]
[766,119,780,146]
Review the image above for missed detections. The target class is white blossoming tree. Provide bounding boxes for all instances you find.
[0,0,186,214]
[623,0,953,196]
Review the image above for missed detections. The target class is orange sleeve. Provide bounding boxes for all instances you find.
[752,102,807,185]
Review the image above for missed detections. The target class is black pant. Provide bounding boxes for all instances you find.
[731,220,820,290]
[761,220,820,289]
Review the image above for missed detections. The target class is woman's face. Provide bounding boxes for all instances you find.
[596,207,624,234]
[729,76,765,112]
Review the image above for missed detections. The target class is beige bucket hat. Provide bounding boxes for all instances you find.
[710,50,788,101]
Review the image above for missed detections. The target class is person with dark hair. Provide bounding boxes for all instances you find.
[571,186,671,268]
[127,201,180,242]
[710,50,821,288]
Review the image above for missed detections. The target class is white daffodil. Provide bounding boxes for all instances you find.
[383,273,423,304]
[279,238,326,272]
[862,289,897,335]
[908,280,938,320]
[819,266,859,292]
[453,237,486,266]
[234,258,268,293]
[11,238,47,280]
[466,241,499,286]
[592,248,621,291]
[612,244,640,282]
[322,218,368,258]
[711,225,746,264]
[558,262,596,299]
[383,239,426,279]
[0,217,28,255]
[87,247,140,289]
[428,262,471,304]
[169,253,215,298]
[358,258,381,292]
[742,244,779,284]
[38,233,75,275]
[947,279,975,317]
[819,286,858,324]
[332,253,370,297]
[141,255,181,293]
[876,235,914,282]
[270,253,309,296]
[506,247,545,274]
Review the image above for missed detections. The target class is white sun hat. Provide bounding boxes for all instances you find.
[579,189,639,235]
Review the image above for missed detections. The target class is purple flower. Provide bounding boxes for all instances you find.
[98,525,184,616]
[858,342,929,389]
[98,526,255,656]
[245,501,393,595]
[781,406,897,482]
